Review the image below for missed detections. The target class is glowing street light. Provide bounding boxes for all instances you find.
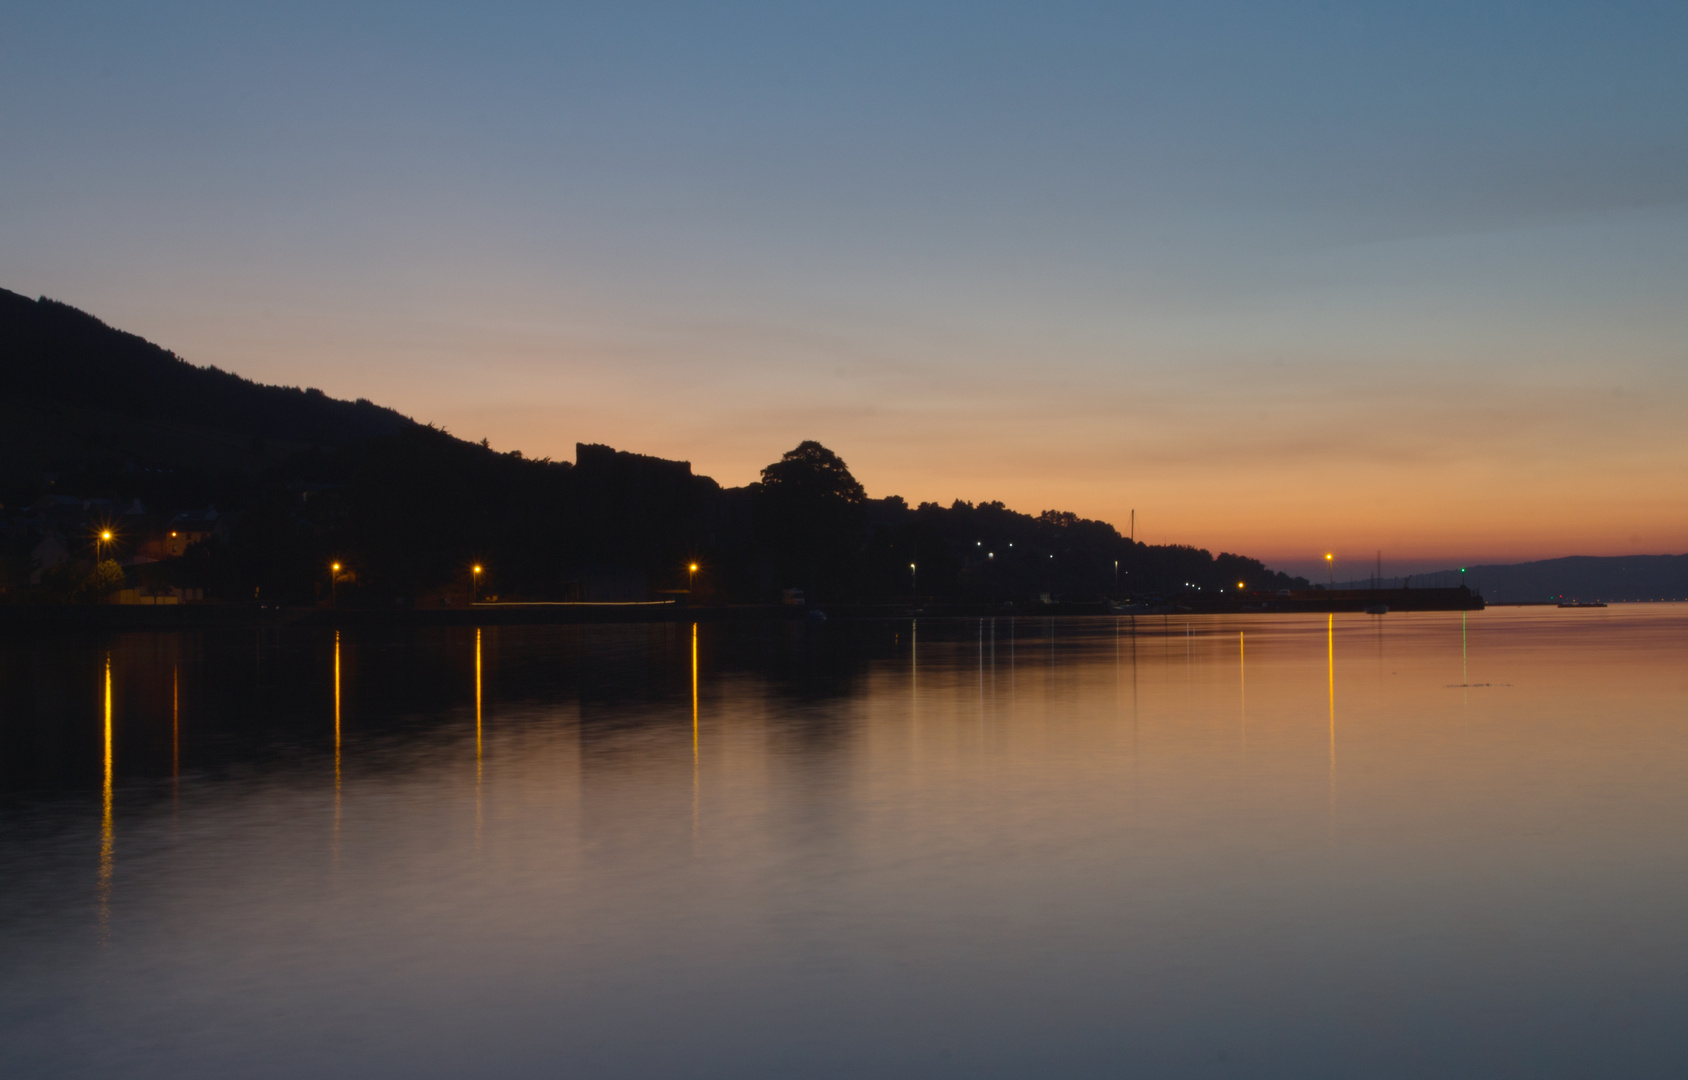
[1325,553,1334,588]
[330,561,341,608]
[910,562,917,599]
[96,528,114,560]
[471,564,483,604]
[688,562,699,590]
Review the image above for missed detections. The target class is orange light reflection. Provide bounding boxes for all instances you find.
[98,654,113,943]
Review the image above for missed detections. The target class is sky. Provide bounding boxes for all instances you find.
[3,1,1686,577]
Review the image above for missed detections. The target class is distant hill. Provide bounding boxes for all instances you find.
[0,288,413,489]
[1465,554,1688,603]
[1342,554,1688,603]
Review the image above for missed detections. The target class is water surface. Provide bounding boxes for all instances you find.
[3,607,1687,1078]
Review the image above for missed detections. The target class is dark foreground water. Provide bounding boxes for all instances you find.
[3,607,1687,1078]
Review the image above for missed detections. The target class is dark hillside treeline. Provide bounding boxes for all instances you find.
[0,288,411,498]
[0,291,1308,606]
[0,289,410,448]
[192,435,1301,606]
[206,430,729,604]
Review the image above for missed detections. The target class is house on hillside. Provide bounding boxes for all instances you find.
[156,507,226,557]
[28,534,68,583]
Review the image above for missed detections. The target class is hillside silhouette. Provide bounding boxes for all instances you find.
[1342,555,1688,604]
[0,290,1307,607]
[0,288,412,493]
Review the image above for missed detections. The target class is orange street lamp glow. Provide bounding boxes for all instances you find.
[1238,582,1245,590]
[100,530,113,541]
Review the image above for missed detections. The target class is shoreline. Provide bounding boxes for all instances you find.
[0,589,1487,630]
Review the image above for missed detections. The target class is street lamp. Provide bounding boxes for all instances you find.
[1114,559,1119,595]
[910,562,917,599]
[471,564,482,604]
[96,528,113,561]
[688,562,698,591]
[330,562,341,608]
[1325,553,1334,588]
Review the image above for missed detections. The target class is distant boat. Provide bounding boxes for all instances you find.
[1558,600,1607,608]
[1363,604,1389,615]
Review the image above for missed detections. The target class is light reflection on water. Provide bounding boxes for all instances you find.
[3,607,1688,1078]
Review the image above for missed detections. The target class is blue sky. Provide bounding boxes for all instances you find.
[4,1,1686,572]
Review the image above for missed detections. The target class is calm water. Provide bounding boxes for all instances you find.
[3,608,1688,1078]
